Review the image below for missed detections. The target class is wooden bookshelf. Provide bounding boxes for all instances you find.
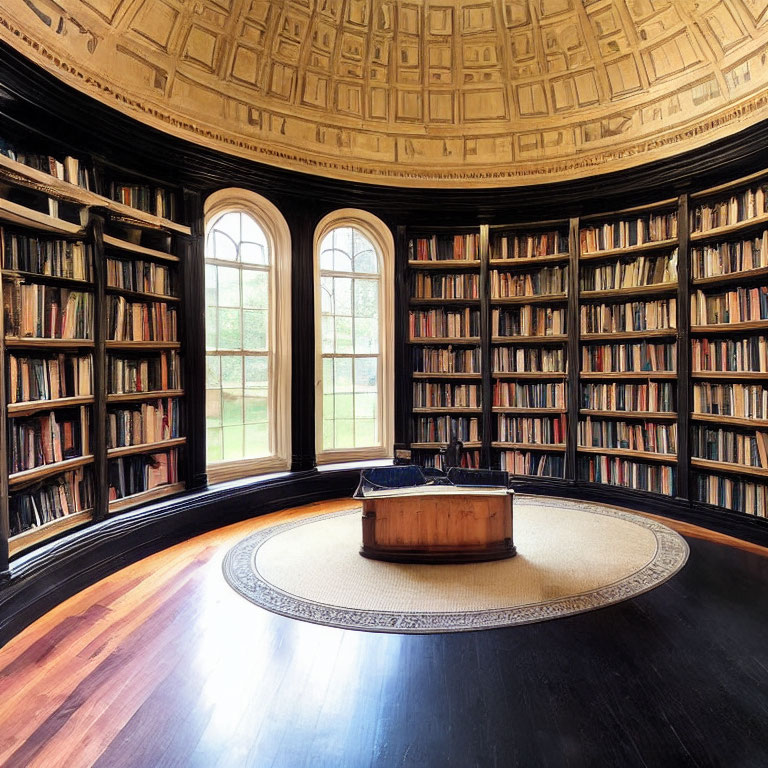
[8,455,94,488]
[9,509,92,556]
[580,371,677,379]
[103,234,181,263]
[107,482,186,513]
[577,446,677,463]
[7,395,95,416]
[106,389,185,403]
[579,409,677,420]
[491,442,565,451]
[691,413,768,428]
[691,457,768,480]
[107,437,186,459]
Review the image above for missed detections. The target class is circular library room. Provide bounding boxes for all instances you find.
[0,2,768,766]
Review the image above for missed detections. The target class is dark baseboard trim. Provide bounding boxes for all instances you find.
[2,471,767,647]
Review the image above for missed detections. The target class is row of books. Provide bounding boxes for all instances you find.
[412,273,479,299]
[492,382,565,408]
[581,382,675,412]
[3,284,93,339]
[409,309,480,339]
[8,353,92,404]
[412,383,480,408]
[691,186,767,233]
[491,307,566,337]
[2,232,92,281]
[497,414,565,444]
[108,450,179,501]
[492,346,565,373]
[691,233,768,279]
[579,213,677,253]
[490,231,568,260]
[107,398,180,449]
[498,450,565,477]
[580,253,677,291]
[111,184,176,221]
[578,418,676,454]
[107,351,181,394]
[490,267,567,298]
[580,299,676,334]
[413,416,480,443]
[412,346,481,374]
[692,336,768,372]
[578,456,675,495]
[107,297,178,342]
[9,468,94,537]
[581,342,675,373]
[0,140,90,189]
[693,383,768,419]
[414,450,481,470]
[409,234,479,261]
[691,287,768,325]
[692,425,768,468]
[8,410,84,473]
[107,258,174,297]
[693,472,768,517]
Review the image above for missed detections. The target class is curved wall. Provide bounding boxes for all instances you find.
[1,39,768,644]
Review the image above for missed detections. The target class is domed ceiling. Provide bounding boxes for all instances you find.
[2,1,768,187]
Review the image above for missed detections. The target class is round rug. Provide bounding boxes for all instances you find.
[222,496,689,633]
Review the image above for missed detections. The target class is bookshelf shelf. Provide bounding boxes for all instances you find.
[492,371,567,379]
[689,211,768,243]
[97,200,191,235]
[407,260,480,269]
[1,270,92,288]
[579,238,678,261]
[492,334,568,344]
[105,341,181,350]
[691,371,768,380]
[103,234,180,263]
[410,441,483,449]
[0,152,93,205]
[0,198,84,236]
[412,407,482,414]
[4,337,94,348]
[9,509,93,557]
[577,446,677,463]
[105,286,181,304]
[491,442,566,451]
[691,457,768,480]
[107,437,187,459]
[580,330,677,341]
[8,455,94,488]
[489,255,569,268]
[579,283,677,301]
[579,409,677,420]
[691,321,768,334]
[7,395,95,416]
[492,407,566,414]
[490,294,567,305]
[411,372,482,380]
[106,389,185,404]
[108,482,186,513]
[691,413,768,428]
[692,265,768,288]
[580,371,677,379]
[409,298,481,306]
[409,337,481,345]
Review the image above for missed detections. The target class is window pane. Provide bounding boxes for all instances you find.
[205,207,276,467]
[243,270,269,309]
[354,317,378,354]
[354,279,378,317]
[217,266,240,307]
[334,277,352,316]
[321,316,335,354]
[334,316,353,353]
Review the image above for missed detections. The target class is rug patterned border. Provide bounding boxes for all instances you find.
[222,496,689,634]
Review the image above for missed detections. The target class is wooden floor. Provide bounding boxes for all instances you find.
[1,498,767,768]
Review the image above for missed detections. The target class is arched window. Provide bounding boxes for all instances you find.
[204,189,291,483]
[314,210,394,462]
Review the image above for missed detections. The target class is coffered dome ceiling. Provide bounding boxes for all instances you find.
[2,1,768,187]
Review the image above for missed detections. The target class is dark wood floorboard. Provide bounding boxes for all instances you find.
[0,499,767,768]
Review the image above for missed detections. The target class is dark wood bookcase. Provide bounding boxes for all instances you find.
[0,131,199,566]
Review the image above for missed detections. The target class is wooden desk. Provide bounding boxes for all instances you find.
[360,486,515,564]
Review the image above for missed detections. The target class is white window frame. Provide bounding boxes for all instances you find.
[204,188,292,483]
[314,209,394,464]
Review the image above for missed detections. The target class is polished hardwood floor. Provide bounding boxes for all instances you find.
[1,497,767,768]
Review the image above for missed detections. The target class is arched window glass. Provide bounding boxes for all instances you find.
[205,191,291,482]
[315,211,394,462]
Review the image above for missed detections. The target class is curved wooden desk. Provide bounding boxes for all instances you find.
[360,486,515,564]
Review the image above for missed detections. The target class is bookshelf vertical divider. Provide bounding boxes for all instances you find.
[479,224,492,468]
[91,214,108,520]
[394,224,411,460]
[0,275,9,575]
[567,217,580,482]
[676,194,691,501]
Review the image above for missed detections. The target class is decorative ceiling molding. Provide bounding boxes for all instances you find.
[2,0,768,188]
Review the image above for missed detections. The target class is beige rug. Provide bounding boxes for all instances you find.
[223,495,688,633]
